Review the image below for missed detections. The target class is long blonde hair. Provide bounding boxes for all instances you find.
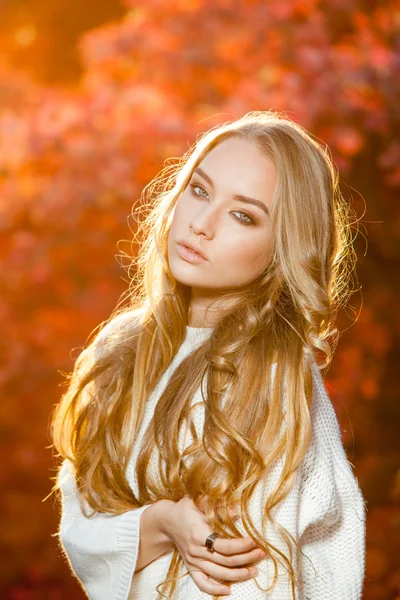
[49,110,358,598]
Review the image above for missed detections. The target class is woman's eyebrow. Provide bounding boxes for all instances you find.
[193,166,270,216]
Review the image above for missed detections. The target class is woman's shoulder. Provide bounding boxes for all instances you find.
[95,307,144,344]
[80,306,145,365]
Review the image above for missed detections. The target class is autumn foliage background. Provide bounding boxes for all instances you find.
[1,0,399,598]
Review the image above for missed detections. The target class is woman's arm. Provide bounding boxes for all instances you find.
[298,464,366,599]
[297,361,367,599]
[58,458,157,600]
[135,499,175,572]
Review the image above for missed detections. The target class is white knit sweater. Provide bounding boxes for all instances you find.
[57,319,366,600]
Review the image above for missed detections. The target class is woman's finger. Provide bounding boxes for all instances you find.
[189,544,265,568]
[195,557,257,583]
[188,568,231,596]
[193,530,259,556]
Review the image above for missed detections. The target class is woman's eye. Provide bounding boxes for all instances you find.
[189,183,253,226]
[232,211,253,225]
[190,183,208,198]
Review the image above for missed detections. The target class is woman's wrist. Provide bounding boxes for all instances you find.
[154,499,176,542]
[135,500,175,572]
[153,499,175,543]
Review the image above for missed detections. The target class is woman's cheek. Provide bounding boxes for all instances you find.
[241,242,271,276]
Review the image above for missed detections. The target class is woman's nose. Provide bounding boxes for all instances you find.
[190,208,216,237]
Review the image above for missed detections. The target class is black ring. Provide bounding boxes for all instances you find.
[205,532,220,552]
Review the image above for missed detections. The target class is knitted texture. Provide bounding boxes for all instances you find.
[57,318,366,600]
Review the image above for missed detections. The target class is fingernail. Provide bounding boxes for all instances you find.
[222,588,231,595]
[250,567,258,575]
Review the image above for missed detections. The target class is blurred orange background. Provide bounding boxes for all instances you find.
[0,1,399,598]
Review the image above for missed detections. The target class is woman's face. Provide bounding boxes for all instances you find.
[167,137,277,296]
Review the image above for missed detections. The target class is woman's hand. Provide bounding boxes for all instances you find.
[160,494,266,596]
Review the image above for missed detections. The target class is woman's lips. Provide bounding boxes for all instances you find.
[176,243,208,264]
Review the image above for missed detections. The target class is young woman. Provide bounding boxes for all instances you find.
[50,111,366,600]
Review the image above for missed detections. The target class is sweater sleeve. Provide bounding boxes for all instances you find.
[56,309,153,600]
[296,361,367,600]
[58,458,153,600]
